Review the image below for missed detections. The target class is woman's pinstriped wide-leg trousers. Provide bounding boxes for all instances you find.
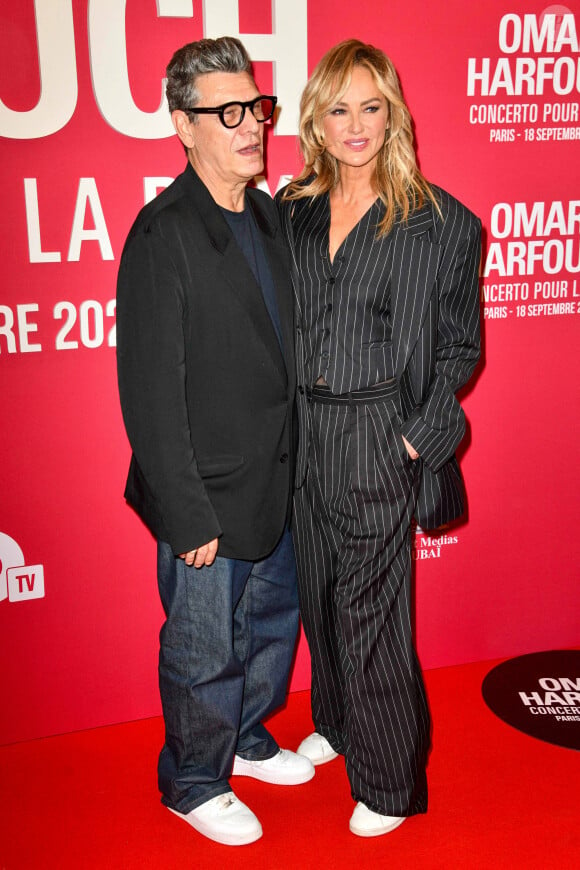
[294,380,430,817]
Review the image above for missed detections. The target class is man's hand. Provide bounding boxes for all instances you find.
[179,538,219,568]
[402,435,419,461]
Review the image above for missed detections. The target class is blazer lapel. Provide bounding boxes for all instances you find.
[182,165,288,382]
[247,189,294,383]
[278,197,304,323]
[391,204,442,378]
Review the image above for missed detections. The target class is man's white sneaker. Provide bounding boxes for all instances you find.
[168,792,262,846]
[349,802,406,837]
[296,732,339,766]
[232,748,315,785]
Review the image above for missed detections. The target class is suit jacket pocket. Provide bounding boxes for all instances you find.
[415,456,465,529]
[361,340,395,385]
[196,455,245,479]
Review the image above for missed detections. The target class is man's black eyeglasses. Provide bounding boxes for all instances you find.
[183,95,277,129]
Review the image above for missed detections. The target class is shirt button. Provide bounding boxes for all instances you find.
[280,453,289,463]
[327,303,333,311]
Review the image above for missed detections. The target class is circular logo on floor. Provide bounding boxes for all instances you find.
[482,650,580,750]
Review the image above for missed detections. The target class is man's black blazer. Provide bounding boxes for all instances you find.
[117,164,296,560]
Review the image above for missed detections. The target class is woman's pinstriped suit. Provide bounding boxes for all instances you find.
[278,186,481,817]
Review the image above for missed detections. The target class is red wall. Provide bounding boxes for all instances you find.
[1,0,579,745]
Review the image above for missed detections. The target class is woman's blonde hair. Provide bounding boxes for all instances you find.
[284,39,440,235]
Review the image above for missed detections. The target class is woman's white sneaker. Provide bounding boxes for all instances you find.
[168,792,262,846]
[296,732,339,766]
[349,802,405,837]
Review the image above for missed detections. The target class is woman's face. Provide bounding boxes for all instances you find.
[321,65,389,173]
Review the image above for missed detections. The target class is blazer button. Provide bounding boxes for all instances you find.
[298,386,304,394]
[280,453,289,463]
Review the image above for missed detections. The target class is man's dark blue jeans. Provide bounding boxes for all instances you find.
[156,527,299,813]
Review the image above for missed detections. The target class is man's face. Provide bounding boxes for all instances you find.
[175,71,265,193]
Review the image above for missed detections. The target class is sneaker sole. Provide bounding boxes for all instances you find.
[168,807,263,846]
[297,735,340,766]
[232,758,315,785]
[349,816,405,837]
[304,750,339,766]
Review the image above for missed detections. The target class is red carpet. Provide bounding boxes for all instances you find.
[1,658,577,869]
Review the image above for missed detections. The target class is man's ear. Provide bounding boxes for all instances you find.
[172,110,195,150]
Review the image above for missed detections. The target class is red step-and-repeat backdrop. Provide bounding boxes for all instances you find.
[1,0,579,744]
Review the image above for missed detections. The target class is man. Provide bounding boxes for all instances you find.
[116,37,313,848]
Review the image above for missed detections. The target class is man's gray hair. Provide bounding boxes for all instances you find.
[166,37,253,113]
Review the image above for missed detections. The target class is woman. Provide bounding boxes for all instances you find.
[278,40,481,836]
